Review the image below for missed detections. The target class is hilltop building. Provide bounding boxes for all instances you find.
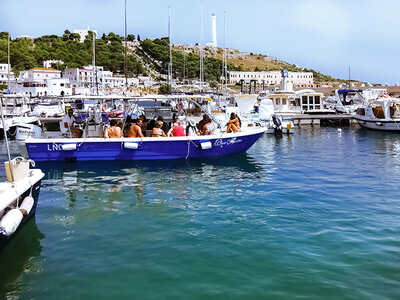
[229,71,314,88]
[43,59,64,68]
[73,28,97,43]
[0,63,15,87]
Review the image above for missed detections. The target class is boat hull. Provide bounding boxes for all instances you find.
[24,128,266,162]
[354,117,400,132]
[0,178,42,252]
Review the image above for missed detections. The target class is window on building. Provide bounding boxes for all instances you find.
[282,98,287,105]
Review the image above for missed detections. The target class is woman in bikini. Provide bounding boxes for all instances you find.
[151,120,166,137]
[226,112,241,133]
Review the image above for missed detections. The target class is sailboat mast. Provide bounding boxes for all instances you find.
[7,33,10,94]
[168,5,172,88]
[92,29,97,95]
[223,11,227,91]
[348,65,351,88]
[199,0,204,92]
[0,97,12,163]
[124,0,128,93]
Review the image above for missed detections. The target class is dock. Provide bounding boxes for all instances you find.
[282,113,354,126]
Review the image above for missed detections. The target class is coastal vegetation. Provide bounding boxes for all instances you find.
[0,30,337,83]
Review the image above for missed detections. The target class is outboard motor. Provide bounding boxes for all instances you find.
[16,123,42,141]
[271,114,283,134]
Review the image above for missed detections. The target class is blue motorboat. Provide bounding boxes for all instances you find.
[23,127,265,162]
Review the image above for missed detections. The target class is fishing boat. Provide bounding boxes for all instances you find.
[17,95,266,162]
[353,95,400,131]
[0,101,44,252]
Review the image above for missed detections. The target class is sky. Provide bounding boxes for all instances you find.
[1,0,400,85]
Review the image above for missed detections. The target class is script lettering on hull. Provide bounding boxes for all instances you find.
[214,137,242,148]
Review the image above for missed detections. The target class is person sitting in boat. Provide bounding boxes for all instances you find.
[186,119,199,136]
[105,119,123,138]
[128,117,144,138]
[226,113,241,133]
[196,114,208,132]
[63,108,83,138]
[151,121,167,137]
[168,115,185,137]
[201,116,216,135]
[139,114,148,133]
[156,116,170,133]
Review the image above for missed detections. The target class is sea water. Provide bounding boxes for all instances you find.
[0,125,399,299]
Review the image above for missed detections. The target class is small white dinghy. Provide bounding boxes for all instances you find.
[0,97,44,251]
[0,157,44,249]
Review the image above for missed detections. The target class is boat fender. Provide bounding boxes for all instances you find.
[124,142,139,150]
[0,208,23,236]
[19,196,34,215]
[62,144,77,151]
[200,141,212,150]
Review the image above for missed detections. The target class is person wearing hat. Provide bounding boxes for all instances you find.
[186,119,198,136]
[63,108,84,138]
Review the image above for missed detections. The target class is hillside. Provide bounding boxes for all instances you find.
[0,30,338,85]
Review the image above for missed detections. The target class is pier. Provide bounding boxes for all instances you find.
[283,113,354,126]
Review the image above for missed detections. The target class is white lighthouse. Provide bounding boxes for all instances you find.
[211,13,217,47]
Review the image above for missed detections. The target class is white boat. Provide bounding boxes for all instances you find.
[0,158,44,251]
[325,88,386,113]
[353,96,400,131]
[0,102,44,252]
[1,95,39,139]
[232,94,294,134]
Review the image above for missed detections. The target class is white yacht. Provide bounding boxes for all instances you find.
[353,95,400,131]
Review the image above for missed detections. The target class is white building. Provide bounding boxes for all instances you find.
[73,28,97,43]
[43,59,64,68]
[0,63,15,86]
[9,68,72,96]
[18,67,61,82]
[63,65,137,90]
[230,71,314,87]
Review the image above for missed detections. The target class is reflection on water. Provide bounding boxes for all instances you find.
[36,153,265,224]
[2,127,400,299]
[0,218,44,297]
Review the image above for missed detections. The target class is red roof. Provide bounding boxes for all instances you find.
[30,67,58,72]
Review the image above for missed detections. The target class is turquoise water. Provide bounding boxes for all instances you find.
[1,126,400,299]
